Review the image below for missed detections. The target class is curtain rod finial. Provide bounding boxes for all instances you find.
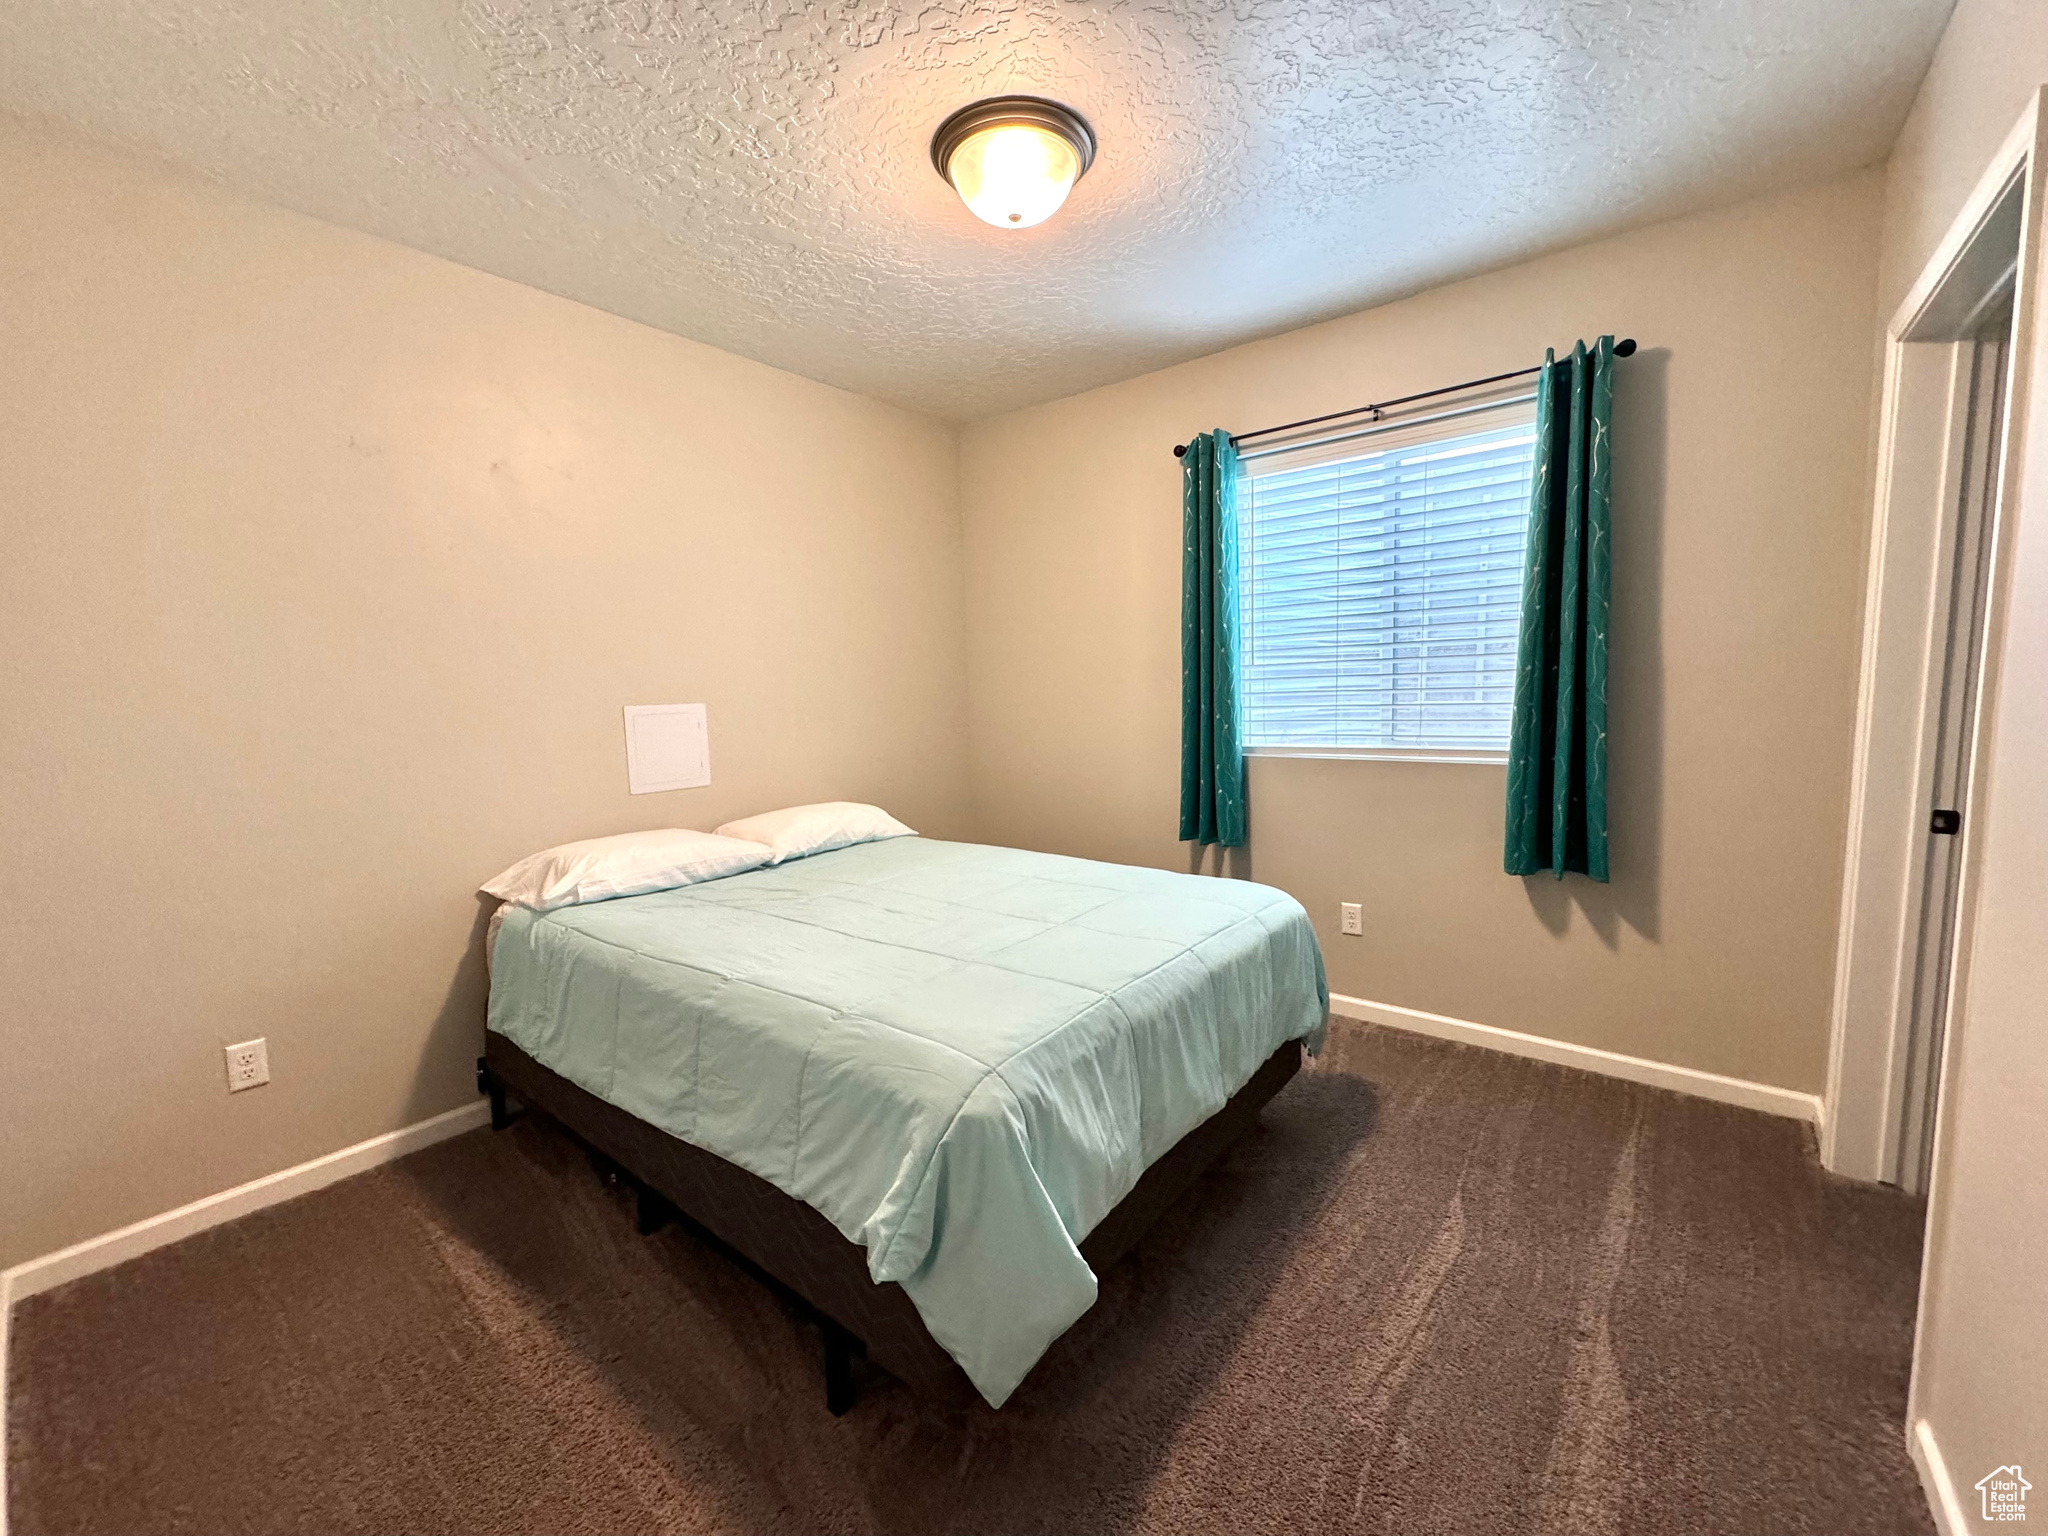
[1173,443,1188,458]
[1615,337,1637,357]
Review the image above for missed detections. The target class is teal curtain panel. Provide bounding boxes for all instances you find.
[1506,337,1614,881]
[1180,429,1247,847]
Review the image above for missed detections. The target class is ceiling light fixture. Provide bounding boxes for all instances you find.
[930,95,1096,230]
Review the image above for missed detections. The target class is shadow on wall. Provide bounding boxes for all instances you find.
[398,893,498,1130]
[1188,841,1254,880]
[1522,345,1668,950]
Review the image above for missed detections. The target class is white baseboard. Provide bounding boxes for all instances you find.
[1328,993,1826,1126]
[1,1099,490,1306]
[1911,1417,1970,1536]
[0,1097,489,1536]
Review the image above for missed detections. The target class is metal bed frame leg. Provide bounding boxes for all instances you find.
[477,1057,513,1131]
[821,1318,863,1416]
[635,1183,674,1236]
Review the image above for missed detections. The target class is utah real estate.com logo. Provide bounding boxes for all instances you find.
[1976,1465,2030,1524]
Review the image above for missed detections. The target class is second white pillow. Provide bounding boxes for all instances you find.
[714,802,915,865]
[481,828,773,911]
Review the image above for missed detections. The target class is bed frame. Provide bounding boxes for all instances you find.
[477,1031,1301,1412]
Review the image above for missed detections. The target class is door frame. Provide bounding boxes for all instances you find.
[1824,90,2048,1183]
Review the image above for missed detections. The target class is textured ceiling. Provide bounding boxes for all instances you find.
[0,1,1952,419]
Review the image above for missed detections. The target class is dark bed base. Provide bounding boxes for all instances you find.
[478,1032,1301,1412]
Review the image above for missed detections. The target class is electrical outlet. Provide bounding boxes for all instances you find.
[225,1038,270,1093]
[1339,902,1363,936]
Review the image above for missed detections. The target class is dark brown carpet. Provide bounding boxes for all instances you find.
[8,1021,1932,1536]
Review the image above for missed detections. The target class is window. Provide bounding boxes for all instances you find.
[1238,403,1536,758]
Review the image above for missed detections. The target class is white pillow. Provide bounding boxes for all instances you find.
[714,802,915,865]
[480,828,772,912]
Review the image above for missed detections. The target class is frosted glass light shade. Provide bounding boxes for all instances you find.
[930,96,1096,232]
[946,124,1081,229]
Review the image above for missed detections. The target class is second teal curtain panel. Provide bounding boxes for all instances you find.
[1180,429,1247,847]
[1506,337,1614,881]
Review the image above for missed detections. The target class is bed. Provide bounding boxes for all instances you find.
[479,834,1327,1410]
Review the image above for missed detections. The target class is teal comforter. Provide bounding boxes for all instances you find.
[487,837,1327,1406]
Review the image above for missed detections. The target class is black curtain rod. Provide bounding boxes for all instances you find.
[1172,337,1638,458]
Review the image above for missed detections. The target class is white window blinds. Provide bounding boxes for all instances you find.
[1240,406,1537,755]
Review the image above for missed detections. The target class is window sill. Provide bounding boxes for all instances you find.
[1245,746,1509,766]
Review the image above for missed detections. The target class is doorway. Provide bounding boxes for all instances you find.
[1894,286,2015,1193]
[1825,108,2041,1188]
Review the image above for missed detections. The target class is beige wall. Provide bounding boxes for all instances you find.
[960,170,1885,1093]
[1878,0,2048,323]
[1873,5,2048,1520]
[0,117,967,1268]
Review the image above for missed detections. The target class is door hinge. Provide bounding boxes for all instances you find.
[1931,808,1963,836]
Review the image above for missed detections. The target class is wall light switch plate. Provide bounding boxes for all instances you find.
[1339,902,1364,936]
[623,703,711,794]
[225,1037,270,1092]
